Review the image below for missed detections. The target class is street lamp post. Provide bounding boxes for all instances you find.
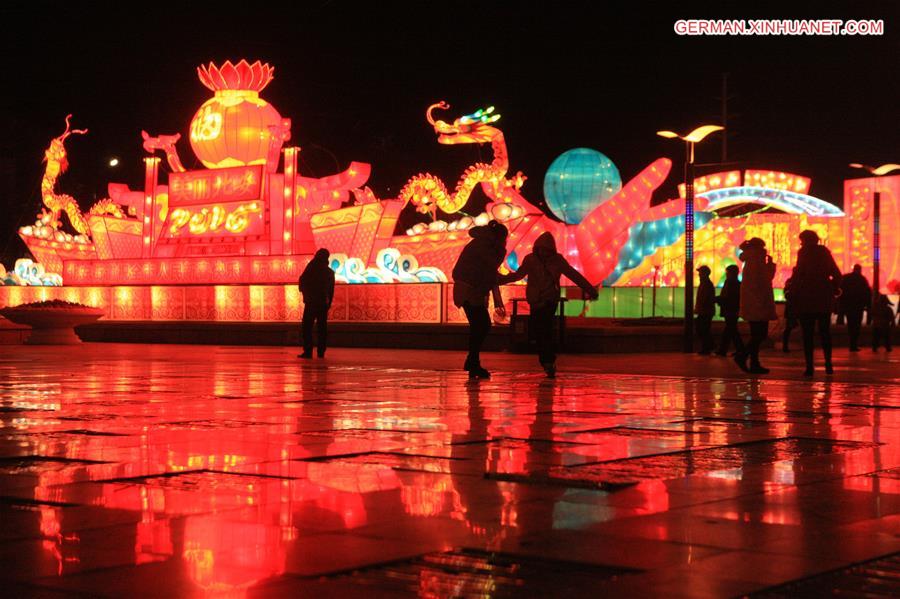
[849,163,900,305]
[658,125,724,352]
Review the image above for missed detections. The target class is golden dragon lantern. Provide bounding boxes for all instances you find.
[189,60,290,170]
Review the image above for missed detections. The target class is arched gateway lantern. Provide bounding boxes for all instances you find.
[189,60,290,170]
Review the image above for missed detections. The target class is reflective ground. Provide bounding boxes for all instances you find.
[1,343,899,598]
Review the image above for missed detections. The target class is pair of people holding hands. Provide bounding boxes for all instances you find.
[453,223,598,379]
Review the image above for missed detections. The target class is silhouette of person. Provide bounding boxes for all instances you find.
[792,229,842,376]
[715,264,745,357]
[839,264,872,352]
[452,221,508,379]
[782,269,799,352]
[872,293,894,352]
[498,231,598,377]
[298,248,335,359]
[694,265,716,355]
[736,238,776,374]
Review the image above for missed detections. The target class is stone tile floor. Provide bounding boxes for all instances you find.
[0,343,898,597]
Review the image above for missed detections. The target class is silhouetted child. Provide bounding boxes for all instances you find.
[872,294,894,352]
[299,248,335,359]
[695,265,715,354]
[715,264,745,356]
[782,271,799,352]
[499,232,598,377]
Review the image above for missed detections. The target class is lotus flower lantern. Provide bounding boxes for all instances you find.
[189,60,290,169]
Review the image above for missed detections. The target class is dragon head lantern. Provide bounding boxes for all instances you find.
[189,60,291,170]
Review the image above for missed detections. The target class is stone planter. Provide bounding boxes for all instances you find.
[0,301,104,344]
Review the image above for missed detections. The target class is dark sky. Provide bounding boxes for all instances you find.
[1,0,897,263]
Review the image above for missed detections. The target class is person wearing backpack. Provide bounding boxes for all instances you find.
[499,232,598,377]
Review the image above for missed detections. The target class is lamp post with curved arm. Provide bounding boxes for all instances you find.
[658,125,724,352]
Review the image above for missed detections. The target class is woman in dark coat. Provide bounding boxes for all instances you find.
[791,229,842,376]
[737,238,777,374]
[452,221,508,379]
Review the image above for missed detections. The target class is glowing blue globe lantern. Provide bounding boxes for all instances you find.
[543,148,622,224]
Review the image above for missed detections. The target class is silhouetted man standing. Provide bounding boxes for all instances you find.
[793,230,841,376]
[839,264,871,352]
[299,248,335,359]
[694,265,715,355]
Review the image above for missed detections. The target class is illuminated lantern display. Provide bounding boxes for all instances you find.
[189,60,289,170]
[4,60,897,325]
[543,148,622,224]
[603,212,714,286]
[399,102,508,216]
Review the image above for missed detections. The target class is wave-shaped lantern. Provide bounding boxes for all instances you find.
[189,60,290,170]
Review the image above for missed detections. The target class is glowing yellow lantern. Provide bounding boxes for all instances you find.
[189,60,288,169]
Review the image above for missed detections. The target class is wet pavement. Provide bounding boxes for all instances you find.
[1,343,899,598]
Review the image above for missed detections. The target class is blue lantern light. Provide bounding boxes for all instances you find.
[543,148,622,224]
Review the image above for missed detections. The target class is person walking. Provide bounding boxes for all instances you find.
[715,264,745,357]
[872,293,895,352]
[452,220,508,380]
[298,248,335,359]
[498,231,598,377]
[782,271,799,352]
[792,229,842,376]
[839,264,872,352]
[694,265,716,355]
[736,238,776,374]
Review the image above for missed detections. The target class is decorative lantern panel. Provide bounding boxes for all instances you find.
[188,60,287,169]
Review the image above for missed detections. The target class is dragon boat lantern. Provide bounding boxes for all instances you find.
[189,60,290,171]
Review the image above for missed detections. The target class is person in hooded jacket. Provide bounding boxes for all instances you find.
[298,248,335,359]
[792,229,842,376]
[452,221,508,379]
[736,237,776,374]
[499,232,598,377]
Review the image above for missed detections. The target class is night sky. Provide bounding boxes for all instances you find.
[1,0,897,264]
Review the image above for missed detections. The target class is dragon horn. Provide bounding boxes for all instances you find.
[426,101,450,126]
[62,114,88,139]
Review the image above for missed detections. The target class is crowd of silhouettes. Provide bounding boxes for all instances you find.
[694,229,897,377]
[299,227,895,379]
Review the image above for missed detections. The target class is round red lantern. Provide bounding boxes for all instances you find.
[189,60,290,169]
